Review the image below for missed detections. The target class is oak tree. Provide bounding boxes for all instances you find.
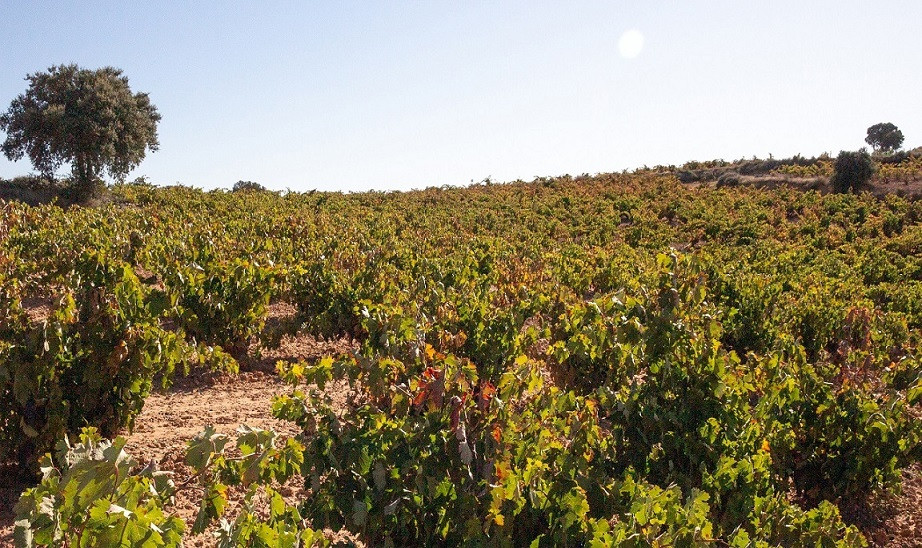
[865,122,904,153]
[0,64,161,199]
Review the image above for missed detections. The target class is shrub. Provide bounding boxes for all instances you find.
[15,426,327,547]
[716,171,741,187]
[759,345,922,503]
[0,176,67,206]
[831,150,875,193]
[287,260,363,340]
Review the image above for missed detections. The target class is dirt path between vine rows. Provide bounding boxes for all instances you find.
[124,370,313,547]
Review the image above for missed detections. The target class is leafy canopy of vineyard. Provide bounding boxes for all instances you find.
[4,171,922,545]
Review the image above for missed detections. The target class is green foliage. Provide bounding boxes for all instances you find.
[866,122,905,153]
[274,352,619,545]
[832,150,876,194]
[14,428,184,547]
[161,257,276,359]
[0,65,160,200]
[758,345,922,502]
[182,425,328,547]
[232,180,267,192]
[7,168,922,544]
[287,258,365,339]
[0,251,233,469]
[14,426,328,547]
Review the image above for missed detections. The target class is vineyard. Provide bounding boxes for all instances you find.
[2,170,922,546]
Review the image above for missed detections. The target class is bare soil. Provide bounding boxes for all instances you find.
[871,178,922,200]
[696,174,922,200]
[841,465,922,547]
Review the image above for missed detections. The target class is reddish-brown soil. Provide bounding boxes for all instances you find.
[695,175,922,200]
[871,178,922,200]
[841,465,922,547]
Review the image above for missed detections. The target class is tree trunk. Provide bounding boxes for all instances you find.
[72,155,101,203]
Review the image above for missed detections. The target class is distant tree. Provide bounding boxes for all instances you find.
[233,180,266,192]
[831,149,875,193]
[0,64,160,200]
[865,123,904,153]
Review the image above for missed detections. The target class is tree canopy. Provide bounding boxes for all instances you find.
[865,122,904,153]
[233,180,267,192]
[0,64,161,198]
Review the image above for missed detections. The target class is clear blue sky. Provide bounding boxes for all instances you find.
[1,1,919,191]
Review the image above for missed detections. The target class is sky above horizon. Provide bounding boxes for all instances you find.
[1,1,920,192]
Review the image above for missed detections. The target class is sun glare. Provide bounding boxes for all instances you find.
[618,29,645,59]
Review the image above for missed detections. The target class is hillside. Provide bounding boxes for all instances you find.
[2,171,922,545]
